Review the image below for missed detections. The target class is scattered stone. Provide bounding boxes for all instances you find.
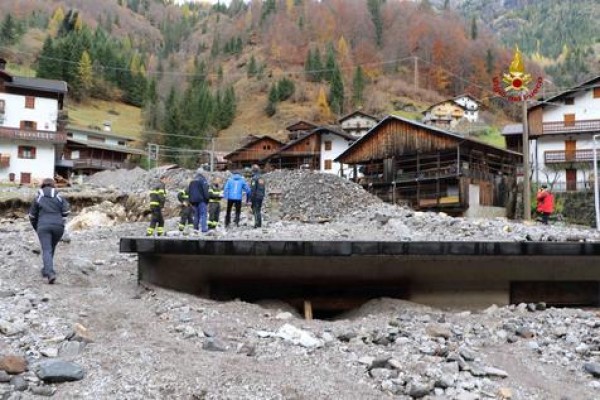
[0,356,27,375]
[498,387,513,399]
[58,341,85,360]
[9,376,27,391]
[202,338,228,352]
[426,324,451,339]
[584,362,600,377]
[516,327,534,339]
[66,323,94,343]
[407,381,432,398]
[35,360,85,382]
[275,312,293,320]
[0,371,11,382]
[0,320,26,336]
[29,385,57,397]
[275,324,323,348]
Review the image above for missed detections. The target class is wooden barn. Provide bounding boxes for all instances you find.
[335,115,522,217]
[224,135,283,170]
[263,126,355,172]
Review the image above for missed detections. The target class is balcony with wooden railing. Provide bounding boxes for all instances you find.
[0,127,66,143]
[542,119,600,134]
[544,149,594,164]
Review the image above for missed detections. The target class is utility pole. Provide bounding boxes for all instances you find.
[593,134,600,230]
[210,137,215,172]
[414,56,419,91]
[522,98,531,220]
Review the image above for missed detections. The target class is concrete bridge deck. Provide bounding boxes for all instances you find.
[120,237,600,311]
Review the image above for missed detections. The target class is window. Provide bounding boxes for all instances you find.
[564,97,574,105]
[18,146,36,159]
[564,114,576,127]
[0,99,5,113]
[594,87,600,98]
[324,159,332,170]
[324,141,332,151]
[20,121,37,130]
[25,96,35,109]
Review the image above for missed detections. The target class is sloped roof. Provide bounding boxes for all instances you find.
[501,123,523,136]
[67,138,146,155]
[528,75,600,111]
[7,76,68,94]
[338,110,379,123]
[422,99,467,114]
[453,94,482,105]
[224,135,284,160]
[262,126,356,161]
[335,114,521,163]
[67,126,136,141]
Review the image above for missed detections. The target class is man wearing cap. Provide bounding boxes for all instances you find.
[188,168,210,233]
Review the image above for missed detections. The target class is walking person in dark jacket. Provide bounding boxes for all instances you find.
[188,169,210,233]
[29,178,70,284]
[250,165,266,228]
[223,171,251,228]
[147,176,167,236]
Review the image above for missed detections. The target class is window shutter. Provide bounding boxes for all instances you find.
[31,147,36,159]
[18,146,23,158]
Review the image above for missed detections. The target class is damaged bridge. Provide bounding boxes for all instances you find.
[120,237,600,315]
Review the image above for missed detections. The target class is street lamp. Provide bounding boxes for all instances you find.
[593,134,600,230]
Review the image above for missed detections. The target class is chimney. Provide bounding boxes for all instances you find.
[0,58,6,71]
[103,121,112,132]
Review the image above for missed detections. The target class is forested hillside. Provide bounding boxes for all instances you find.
[457,0,599,89]
[0,0,595,158]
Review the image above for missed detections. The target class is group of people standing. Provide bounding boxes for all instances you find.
[146,164,266,236]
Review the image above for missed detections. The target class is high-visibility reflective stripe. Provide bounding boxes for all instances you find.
[150,202,160,206]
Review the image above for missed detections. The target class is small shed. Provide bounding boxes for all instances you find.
[335,115,522,217]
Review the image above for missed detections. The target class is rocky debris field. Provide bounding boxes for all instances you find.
[2,168,600,399]
[1,220,600,399]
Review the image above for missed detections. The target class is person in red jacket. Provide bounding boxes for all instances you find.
[536,184,554,225]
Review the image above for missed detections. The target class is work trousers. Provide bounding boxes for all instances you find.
[193,202,208,232]
[179,205,194,231]
[225,199,242,227]
[37,224,64,277]
[148,207,164,236]
[251,199,263,228]
[208,202,221,229]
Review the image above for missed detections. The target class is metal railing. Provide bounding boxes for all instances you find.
[72,158,128,169]
[544,149,594,163]
[542,119,600,134]
[547,181,593,193]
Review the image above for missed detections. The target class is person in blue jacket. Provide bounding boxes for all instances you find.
[188,169,210,233]
[29,178,70,284]
[223,170,251,228]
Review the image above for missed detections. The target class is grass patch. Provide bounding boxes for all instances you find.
[67,100,143,139]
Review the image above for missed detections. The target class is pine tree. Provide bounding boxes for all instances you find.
[313,48,323,82]
[367,0,383,47]
[470,16,478,40]
[261,0,276,23]
[0,14,18,45]
[265,84,278,116]
[247,55,257,77]
[352,66,365,107]
[48,7,64,37]
[37,36,60,79]
[304,48,314,81]
[75,50,93,100]
[316,86,332,122]
[277,77,295,101]
[324,44,336,83]
[328,65,344,115]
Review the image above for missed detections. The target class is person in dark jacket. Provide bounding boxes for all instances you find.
[223,171,251,228]
[250,165,266,228]
[208,177,223,229]
[147,176,167,236]
[188,169,210,233]
[29,178,70,284]
[177,188,194,232]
